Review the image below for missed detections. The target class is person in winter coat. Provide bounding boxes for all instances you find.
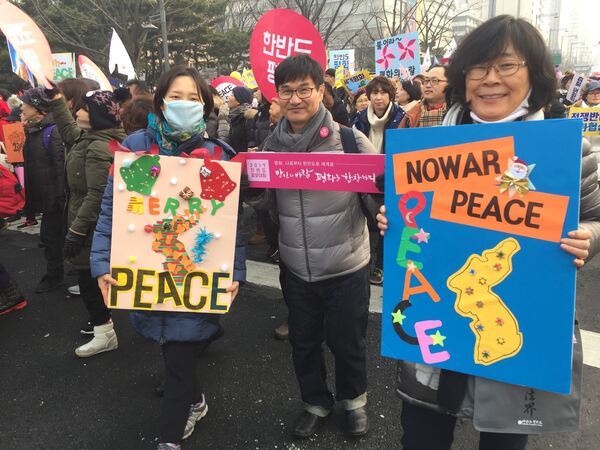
[353,76,405,153]
[227,86,256,152]
[251,94,272,149]
[395,79,422,114]
[323,83,350,126]
[46,87,126,355]
[377,15,600,450]
[261,54,376,439]
[90,66,245,450]
[20,87,67,293]
[349,89,369,123]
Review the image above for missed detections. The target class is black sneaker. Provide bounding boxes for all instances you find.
[35,275,64,293]
[0,280,27,316]
[369,268,383,285]
[80,322,94,335]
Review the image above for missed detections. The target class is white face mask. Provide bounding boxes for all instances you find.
[162,99,205,133]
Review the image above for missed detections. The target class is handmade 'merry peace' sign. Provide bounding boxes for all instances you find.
[109,147,241,314]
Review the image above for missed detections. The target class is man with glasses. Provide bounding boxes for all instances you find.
[401,65,449,128]
[261,54,376,439]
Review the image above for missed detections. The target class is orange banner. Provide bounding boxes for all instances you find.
[430,181,569,242]
[392,137,515,194]
[0,1,54,87]
[2,122,25,164]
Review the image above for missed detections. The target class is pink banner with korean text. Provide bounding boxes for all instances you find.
[234,152,384,193]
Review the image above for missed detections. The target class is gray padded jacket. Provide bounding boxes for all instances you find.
[265,115,377,282]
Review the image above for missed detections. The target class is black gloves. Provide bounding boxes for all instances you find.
[63,230,86,258]
[375,173,385,193]
[43,80,60,100]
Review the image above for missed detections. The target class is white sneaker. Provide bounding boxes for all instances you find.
[75,321,118,357]
[67,285,80,296]
[182,394,208,440]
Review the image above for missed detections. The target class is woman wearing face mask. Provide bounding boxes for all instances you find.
[90,66,245,450]
[376,15,600,450]
[46,87,125,357]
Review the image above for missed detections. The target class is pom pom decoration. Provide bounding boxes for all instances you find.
[192,228,214,264]
[128,224,136,232]
[144,224,153,233]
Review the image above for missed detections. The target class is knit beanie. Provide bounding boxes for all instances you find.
[82,90,121,131]
[232,86,253,105]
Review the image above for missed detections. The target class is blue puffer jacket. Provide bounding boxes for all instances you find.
[352,103,405,151]
[90,126,246,343]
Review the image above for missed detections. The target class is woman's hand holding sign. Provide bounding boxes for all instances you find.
[561,228,591,268]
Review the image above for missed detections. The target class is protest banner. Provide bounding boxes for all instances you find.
[78,55,112,91]
[109,28,136,80]
[0,1,54,87]
[569,107,600,136]
[375,32,421,79]
[109,149,241,314]
[241,68,258,90]
[234,152,384,193]
[52,52,75,81]
[7,41,35,86]
[211,76,244,100]
[1,122,25,164]
[343,70,372,95]
[382,120,582,394]
[328,49,355,72]
[566,74,586,104]
[250,9,326,101]
[334,65,345,88]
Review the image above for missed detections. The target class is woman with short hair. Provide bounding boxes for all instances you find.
[377,15,600,450]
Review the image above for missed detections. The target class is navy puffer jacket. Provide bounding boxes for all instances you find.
[90,127,246,343]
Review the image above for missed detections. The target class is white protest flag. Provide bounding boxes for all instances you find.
[443,38,457,59]
[422,47,431,72]
[109,28,136,80]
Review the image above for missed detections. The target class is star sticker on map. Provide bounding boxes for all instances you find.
[476,324,485,332]
[465,287,474,295]
[414,228,430,244]
[406,261,417,272]
[476,300,484,308]
[497,337,506,345]
[478,277,487,285]
[493,263,502,271]
[495,317,504,326]
[469,269,476,276]
[430,330,447,347]
[496,251,505,259]
[481,350,490,359]
[391,309,406,325]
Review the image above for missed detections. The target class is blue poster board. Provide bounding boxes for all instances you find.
[375,32,421,79]
[382,120,582,394]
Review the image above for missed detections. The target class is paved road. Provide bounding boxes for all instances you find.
[1,224,599,449]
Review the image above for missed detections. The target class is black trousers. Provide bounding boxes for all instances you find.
[401,402,529,450]
[280,263,370,409]
[159,342,203,443]
[78,269,110,326]
[39,209,65,278]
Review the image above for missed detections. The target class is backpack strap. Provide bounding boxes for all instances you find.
[42,124,57,152]
[339,125,359,154]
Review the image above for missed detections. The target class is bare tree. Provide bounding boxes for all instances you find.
[363,0,475,55]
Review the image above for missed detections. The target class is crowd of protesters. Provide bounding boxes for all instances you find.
[1,14,600,450]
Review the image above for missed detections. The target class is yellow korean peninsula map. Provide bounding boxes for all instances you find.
[447,238,523,365]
